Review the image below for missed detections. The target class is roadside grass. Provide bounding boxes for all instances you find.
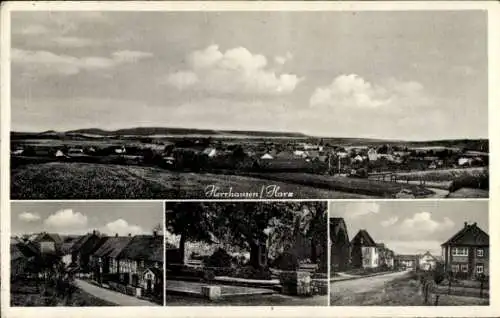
[330,275,489,306]
[11,279,116,307]
[330,275,424,306]
[11,162,375,199]
[165,293,328,306]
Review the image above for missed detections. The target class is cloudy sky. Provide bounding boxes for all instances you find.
[11,201,163,236]
[329,200,488,255]
[11,11,487,140]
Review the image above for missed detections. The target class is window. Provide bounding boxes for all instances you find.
[451,264,459,272]
[477,249,484,257]
[461,264,468,272]
[476,265,484,274]
[452,247,468,256]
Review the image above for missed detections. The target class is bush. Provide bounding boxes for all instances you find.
[232,266,272,280]
[273,251,300,271]
[205,248,232,268]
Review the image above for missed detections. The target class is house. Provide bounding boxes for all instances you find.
[115,146,126,154]
[69,231,106,272]
[396,254,418,270]
[116,233,164,293]
[142,267,163,296]
[336,151,349,159]
[367,148,378,161]
[458,157,473,166]
[11,148,24,156]
[54,149,67,158]
[61,236,80,266]
[350,230,378,269]
[260,153,274,160]
[33,232,63,254]
[330,218,350,272]
[202,147,217,158]
[11,242,38,279]
[441,222,489,279]
[90,235,133,283]
[352,155,364,163]
[418,251,438,271]
[294,150,307,158]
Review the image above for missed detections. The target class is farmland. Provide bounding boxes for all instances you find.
[10,129,489,199]
[11,162,375,199]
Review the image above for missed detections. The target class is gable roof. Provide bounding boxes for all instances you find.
[118,235,164,262]
[350,229,377,246]
[144,267,163,278]
[330,217,349,244]
[34,232,63,245]
[420,251,437,260]
[11,242,39,261]
[93,236,133,258]
[442,222,489,246]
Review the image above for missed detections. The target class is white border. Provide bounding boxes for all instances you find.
[1,1,499,318]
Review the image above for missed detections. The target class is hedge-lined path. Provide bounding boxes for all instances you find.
[75,279,159,306]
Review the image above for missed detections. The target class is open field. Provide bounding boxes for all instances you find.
[245,172,434,198]
[11,279,116,307]
[11,162,375,199]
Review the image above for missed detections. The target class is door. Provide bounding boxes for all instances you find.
[146,279,152,294]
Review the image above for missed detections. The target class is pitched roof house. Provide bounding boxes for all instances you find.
[116,234,164,289]
[418,251,439,271]
[396,254,418,270]
[350,230,378,269]
[69,231,107,272]
[90,235,134,283]
[33,232,63,254]
[330,217,350,272]
[441,222,489,279]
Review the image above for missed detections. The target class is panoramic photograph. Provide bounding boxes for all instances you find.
[329,200,489,306]
[10,11,488,199]
[164,201,328,306]
[10,201,164,306]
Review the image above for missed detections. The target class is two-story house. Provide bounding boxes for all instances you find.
[91,235,133,283]
[441,222,489,279]
[69,230,106,273]
[330,217,350,272]
[33,232,63,255]
[418,251,438,271]
[376,243,395,269]
[351,230,378,269]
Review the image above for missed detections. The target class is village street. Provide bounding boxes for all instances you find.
[75,279,160,306]
[330,270,410,296]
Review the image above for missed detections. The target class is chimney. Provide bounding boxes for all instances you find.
[92,230,96,235]
[128,233,131,237]
[115,233,118,237]
[153,230,157,237]
[464,222,468,228]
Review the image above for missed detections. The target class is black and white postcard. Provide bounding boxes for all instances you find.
[8,9,489,200]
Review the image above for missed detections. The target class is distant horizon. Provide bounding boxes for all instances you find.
[10,125,489,142]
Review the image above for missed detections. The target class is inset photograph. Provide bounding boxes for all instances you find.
[165,201,328,306]
[10,202,164,307]
[330,200,489,306]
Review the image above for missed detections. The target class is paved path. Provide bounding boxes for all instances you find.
[75,279,159,306]
[330,270,410,295]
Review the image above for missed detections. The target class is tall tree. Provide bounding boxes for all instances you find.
[165,202,216,263]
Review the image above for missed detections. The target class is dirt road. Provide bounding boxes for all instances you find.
[330,271,410,296]
[75,279,160,306]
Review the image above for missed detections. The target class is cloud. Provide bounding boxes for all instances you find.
[100,219,145,236]
[51,36,96,48]
[397,212,455,240]
[17,24,49,35]
[12,48,153,77]
[310,74,430,110]
[274,52,293,65]
[162,45,302,96]
[342,202,380,219]
[18,212,41,222]
[44,209,88,229]
[381,216,399,227]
